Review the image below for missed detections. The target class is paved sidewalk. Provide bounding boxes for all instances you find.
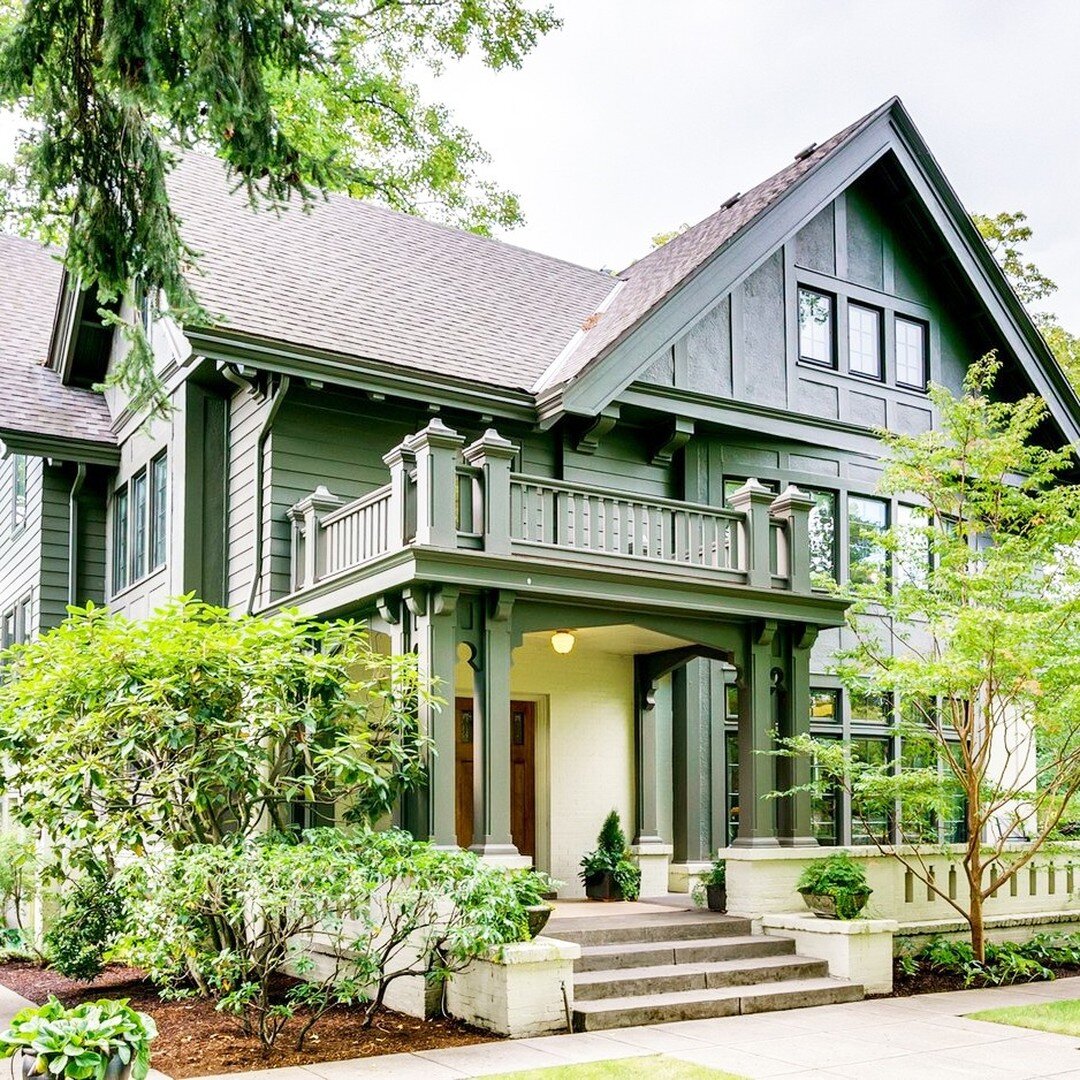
[190,976,1080,1080]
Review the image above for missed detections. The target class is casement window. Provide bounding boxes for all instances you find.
[2,596,31,650]
[895,315,929,390]
[847,494,889,586]
[810,736,842,847]
[804,488,837,580]
[131,469,148,582]
[150,452,168,569]
[848,303,883,380]
[11,454,26,533]
[810,688,840,724]
[112,485,129,593]
[798,287,835,367]
[895,503,931,587]
[850,687,892,726]
[849,736,893,845]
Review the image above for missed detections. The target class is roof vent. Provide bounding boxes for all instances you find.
[794,142,818,161]
[720,192,742,210]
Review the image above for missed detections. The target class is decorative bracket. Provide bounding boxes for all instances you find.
[635,645,733,713]
[403,586,428,617]
[488,589,515,622]
[754,618,778,647]
[376,594,400,626]
[574,405,619,454]
[431,585,460,617]
[794,623,819,651]
[650,417,694,466]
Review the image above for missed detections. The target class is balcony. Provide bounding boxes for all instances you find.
[286,420,832,617]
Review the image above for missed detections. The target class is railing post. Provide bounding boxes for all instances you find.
[287,485,344,590]
[770,485,817,593]
[727,478,775,589]
[382,440,417,548]
[407,419,466,548]
[462,429,518,556]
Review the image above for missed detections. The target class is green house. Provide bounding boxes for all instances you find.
[0,96,1076,899]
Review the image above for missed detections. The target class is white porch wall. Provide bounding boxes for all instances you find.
[457,636,635,897]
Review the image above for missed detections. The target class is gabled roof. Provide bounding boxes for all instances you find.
[0,235,116,458]
[167,154,617,392]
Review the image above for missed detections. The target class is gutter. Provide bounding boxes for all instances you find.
[67,462,87,606]
[246,374,291,615]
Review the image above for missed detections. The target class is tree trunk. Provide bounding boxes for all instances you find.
[968,862,986,963]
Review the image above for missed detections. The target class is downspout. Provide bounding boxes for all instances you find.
[246,374,291,615]
[67,462,87,606]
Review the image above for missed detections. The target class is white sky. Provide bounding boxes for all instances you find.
[2,0,1078,326]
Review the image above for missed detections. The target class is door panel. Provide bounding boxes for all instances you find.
[455,697,474,849]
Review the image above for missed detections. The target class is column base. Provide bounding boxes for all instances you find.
[778,836,820,848]
[470,843,532,870]
[630,843,673,897]
[730,836,782,849]
[668,860,711,894]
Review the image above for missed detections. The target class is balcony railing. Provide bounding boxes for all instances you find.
[288,420,819,596]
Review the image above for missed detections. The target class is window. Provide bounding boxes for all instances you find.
[150,452,168,569]
[726,731,740,846]
[810,736,841,846]
[810,688,840,724]
[896,316,929,390]
[2,609,14,649]
[112,485,129,593]
[850,686,892,725]
[850,736,893,844]
[848,303,883,380]
[848,494,889,586]
[798,288,835,367]
[131,470,148,582]
[805,488,837,579]
[896,503,931,587]
[11,455,26,532]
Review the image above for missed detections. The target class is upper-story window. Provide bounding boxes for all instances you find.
[151,452,168,569]
[110,450,168,596]
[131,470,148,581]
[804,487,837,580]
[848,494,889,586]
[798,288,835,367]
[113,485,129,593]
[895,316,929,390]
[11,454,27,533]
[848,303,883,380]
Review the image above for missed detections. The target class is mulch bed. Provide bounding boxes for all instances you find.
[0,961,497,1078]
[890,957,1080,997]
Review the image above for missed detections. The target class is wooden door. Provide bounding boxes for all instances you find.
[455,697,535,857]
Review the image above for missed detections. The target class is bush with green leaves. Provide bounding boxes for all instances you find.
[44,872,124,981]
[0,996,157,1080]
[691,857,726,908]
[796,853,871,919]
[579,810,641,900]
[910,935,1064,987]
[0,832,35,941]
[122,828,537,1050]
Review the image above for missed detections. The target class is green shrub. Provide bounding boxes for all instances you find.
[796,853,871,919]
[509,869,560,909]
[913,934,1069,987]
[579,810,641,900]
[691,857,726,908]
[44,873,124,981]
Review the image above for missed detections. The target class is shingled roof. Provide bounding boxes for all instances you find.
[168,154,618,392]
[0,234,115,449]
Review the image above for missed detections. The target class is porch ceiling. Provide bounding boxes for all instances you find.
[520,623,693,657]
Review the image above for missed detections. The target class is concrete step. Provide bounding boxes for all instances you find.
[546,911,751,947]
[574,954,829,1000]
[575,934,796,973]
[571,977,864,1032]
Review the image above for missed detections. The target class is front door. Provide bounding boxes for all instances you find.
[455,697,536,857]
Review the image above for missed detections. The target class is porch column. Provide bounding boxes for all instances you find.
[410,587,460,848]
[408,419,465,547]
[778,624,819,847]
[733,621,780,847]
[672,659,713,863]
[728,479,776,590]
[471,589,522,860]
[462,429,518,556]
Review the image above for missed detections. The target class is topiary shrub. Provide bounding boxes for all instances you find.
[579,810,641,901]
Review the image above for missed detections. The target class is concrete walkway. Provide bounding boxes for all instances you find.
[189,976,1080,1080]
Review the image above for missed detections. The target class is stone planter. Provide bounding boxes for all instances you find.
[22,1051,130,1080]
[705,884,727,913]
[525,903,553,938]
[585,871,623,901]
[800,889,870,920]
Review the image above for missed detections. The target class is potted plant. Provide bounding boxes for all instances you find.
[691,857,726,912]
[509,869,562,939]
[579,810,641,902]
[796,853,872,920]
[0,997,157,1080]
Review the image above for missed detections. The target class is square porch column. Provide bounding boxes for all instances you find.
[733,621,780,847]
[777,624,820,847]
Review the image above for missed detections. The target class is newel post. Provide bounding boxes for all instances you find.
[287,485,344,590]
[407,419,466,548]
[770,485,817,593]
[382,440,417,548]
[728,478,776,589]
[462,429,518,556]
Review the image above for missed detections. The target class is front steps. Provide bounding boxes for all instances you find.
[545,908,863,1032]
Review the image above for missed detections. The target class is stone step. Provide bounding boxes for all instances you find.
[575,934,796,973]
[546,911,751,947]
[571,977,864,1032]
[575,954,829,1000]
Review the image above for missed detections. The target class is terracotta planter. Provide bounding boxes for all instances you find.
[799,889,870,920]
[525,903,553,938]
[705,884,727,913]
[22,1050,131,1080]
[585,871,624,901]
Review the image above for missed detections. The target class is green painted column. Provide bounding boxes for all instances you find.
[733,622,780,847]
[672,659,713,862]
[471,589,519,857]
[408,418,465,548]
[778,624,819,847]
[463,429,518,556]
[728,479,776,589]
[410,587,460,848]
[633,663,665,845]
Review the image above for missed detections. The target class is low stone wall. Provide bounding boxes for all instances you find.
[763,914,897,994]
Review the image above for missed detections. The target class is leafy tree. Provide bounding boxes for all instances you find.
[0,0,559,416]
[783,355,1080,961]
[975,210,1080,390]
[0,598,430,878]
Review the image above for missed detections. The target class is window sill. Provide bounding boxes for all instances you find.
[108,563,167,603]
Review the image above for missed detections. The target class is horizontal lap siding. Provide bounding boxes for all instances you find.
[0,456,43,635]
[39,464,74,629]
[226,389,262,611]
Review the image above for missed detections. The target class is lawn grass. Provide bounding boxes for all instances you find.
[485,1056,746,1079]
[969,997,1080,1037]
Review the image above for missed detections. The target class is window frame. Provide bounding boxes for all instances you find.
[847,301,884,381]
[895,314,930,391]
[797,286,837,369]
[803,487,838,582]
[11,454,27,534]
[149,451,168,571]
[847,493,890,587]
[112,484,129,595]
[130,468,148,583]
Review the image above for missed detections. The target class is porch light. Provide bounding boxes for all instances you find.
[550,630,576,656]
